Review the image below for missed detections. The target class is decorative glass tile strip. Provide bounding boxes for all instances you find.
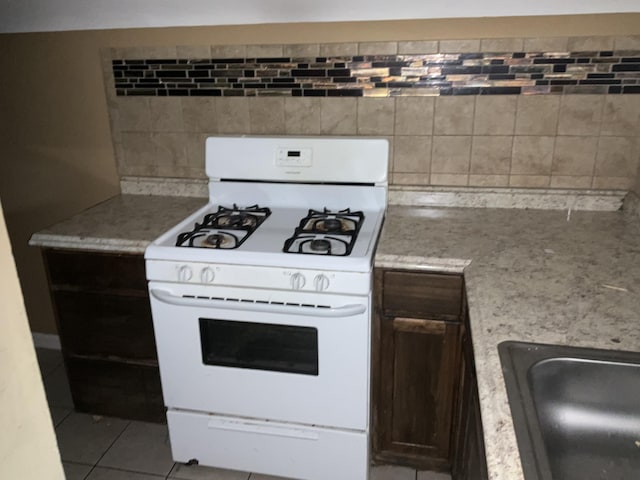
[112,51,640,96]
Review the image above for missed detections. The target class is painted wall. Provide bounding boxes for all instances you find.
[0,199,64,480]
[2,0,640,33]
[1,14,639,334]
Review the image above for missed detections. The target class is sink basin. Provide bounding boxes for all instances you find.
[499,341,640,480]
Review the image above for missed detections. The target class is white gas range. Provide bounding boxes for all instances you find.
[145,136,388,480]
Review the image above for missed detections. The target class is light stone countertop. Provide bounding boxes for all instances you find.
[376,205,640,480]
[29,192,640,479]
[29,195,207,253]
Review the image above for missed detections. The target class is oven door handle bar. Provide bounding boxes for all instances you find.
[150,289,366,318]
[207,417,320,440]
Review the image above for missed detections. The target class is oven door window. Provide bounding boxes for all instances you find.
[199,318,319,375]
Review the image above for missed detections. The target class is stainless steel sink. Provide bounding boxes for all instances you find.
[498,341,640,480]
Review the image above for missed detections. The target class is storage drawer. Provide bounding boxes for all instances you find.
[66,357,165,423]
[382,271,463,320]
[45,249,147,292]
[167,410,368,480]
[53,291,156,360]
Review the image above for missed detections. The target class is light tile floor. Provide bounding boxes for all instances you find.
[37,348,450,480]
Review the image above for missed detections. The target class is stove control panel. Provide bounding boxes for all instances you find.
[146,260,371,296]
[276,147,312,167]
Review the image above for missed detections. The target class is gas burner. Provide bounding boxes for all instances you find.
[176,205,271,249]
[283,208,364,256]
[309,238,332,253]
[202,233,235,249]
[300,208,363,235]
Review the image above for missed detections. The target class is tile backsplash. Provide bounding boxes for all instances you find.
[103,36,640,190]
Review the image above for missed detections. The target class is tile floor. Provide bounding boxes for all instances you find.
[37,347,450,480]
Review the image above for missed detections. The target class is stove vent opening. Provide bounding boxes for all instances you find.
[182,294,331,310]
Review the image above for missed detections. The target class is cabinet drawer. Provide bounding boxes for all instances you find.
[66,356,165,423]
[53,291,157,360]
[382,271,463,320]
[45,249,147,292]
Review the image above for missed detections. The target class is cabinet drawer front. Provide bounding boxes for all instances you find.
[54,291,157,360]
[66,357,165,423]
[45,249,147,292]
[382,271,463,320]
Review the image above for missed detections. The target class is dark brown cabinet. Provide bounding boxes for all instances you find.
[452,308,488,480]
[372,268,464,471]
[43,248,165,422]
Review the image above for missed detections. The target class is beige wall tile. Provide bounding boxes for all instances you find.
[182,98,217,133]
[121,132,155,167]
[473,96,516,135]
[430,173,469,186]
[113,46,177,60]
[185,133,208,171]
[511,136,555,175]
[359,42,397,55]
[614,35,640,51]
[470,136,513,174]
[392,173,430,185]
[469,174,510,187]
[550,176,593,189]
[320,98,357,134]
[246,45,283,57]
[152,133,188,167]
[319,43,358,57]
[431,136,472,173]
[357,98,395,135]
[523,37,569,52]
[595,137,639,177]
[116,97,151,132]
[284,98,321,134]
[393,136,431,173]
[439,39,480,53]
[176,46,211,58]
[216,97,250,134]
[557,95,604,136]
[211,45,247,58]
[120,165,158,177]
[515,96,560,135]
[592,177,635,190]
[434,97,475,135]
[567,36,615,51]
[552,136,598,175]
[480,38,524,52]
[149,98,184,132]
[250,98,285,134]
[283,44,320,57]
[395,97,434,135]
[398,41,438,54]
[509,175,551,188]
[601,96,640,136]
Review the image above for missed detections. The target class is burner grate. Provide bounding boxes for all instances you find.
[283,208,364,256]
[176,204,271,249]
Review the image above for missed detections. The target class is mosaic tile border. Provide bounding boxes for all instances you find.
[113,50,640,97]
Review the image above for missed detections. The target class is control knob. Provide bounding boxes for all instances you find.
[178,265,193,282]
[290,272,306,290]
[201,267,215,284]
[314,274,330,291]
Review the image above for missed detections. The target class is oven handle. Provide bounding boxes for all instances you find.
[150,289,367,318]
[207,417,319,440]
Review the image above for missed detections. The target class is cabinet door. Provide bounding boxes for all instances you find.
[375,314,461,470]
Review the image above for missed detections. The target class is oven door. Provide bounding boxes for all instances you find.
[148,281,370,431]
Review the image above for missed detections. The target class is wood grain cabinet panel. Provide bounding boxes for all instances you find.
[42,248,164,423]
[372,268,464,471]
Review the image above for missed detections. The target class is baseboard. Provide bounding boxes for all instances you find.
[32,332,61,350]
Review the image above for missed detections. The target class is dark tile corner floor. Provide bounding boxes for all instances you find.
[37,347,450,480]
